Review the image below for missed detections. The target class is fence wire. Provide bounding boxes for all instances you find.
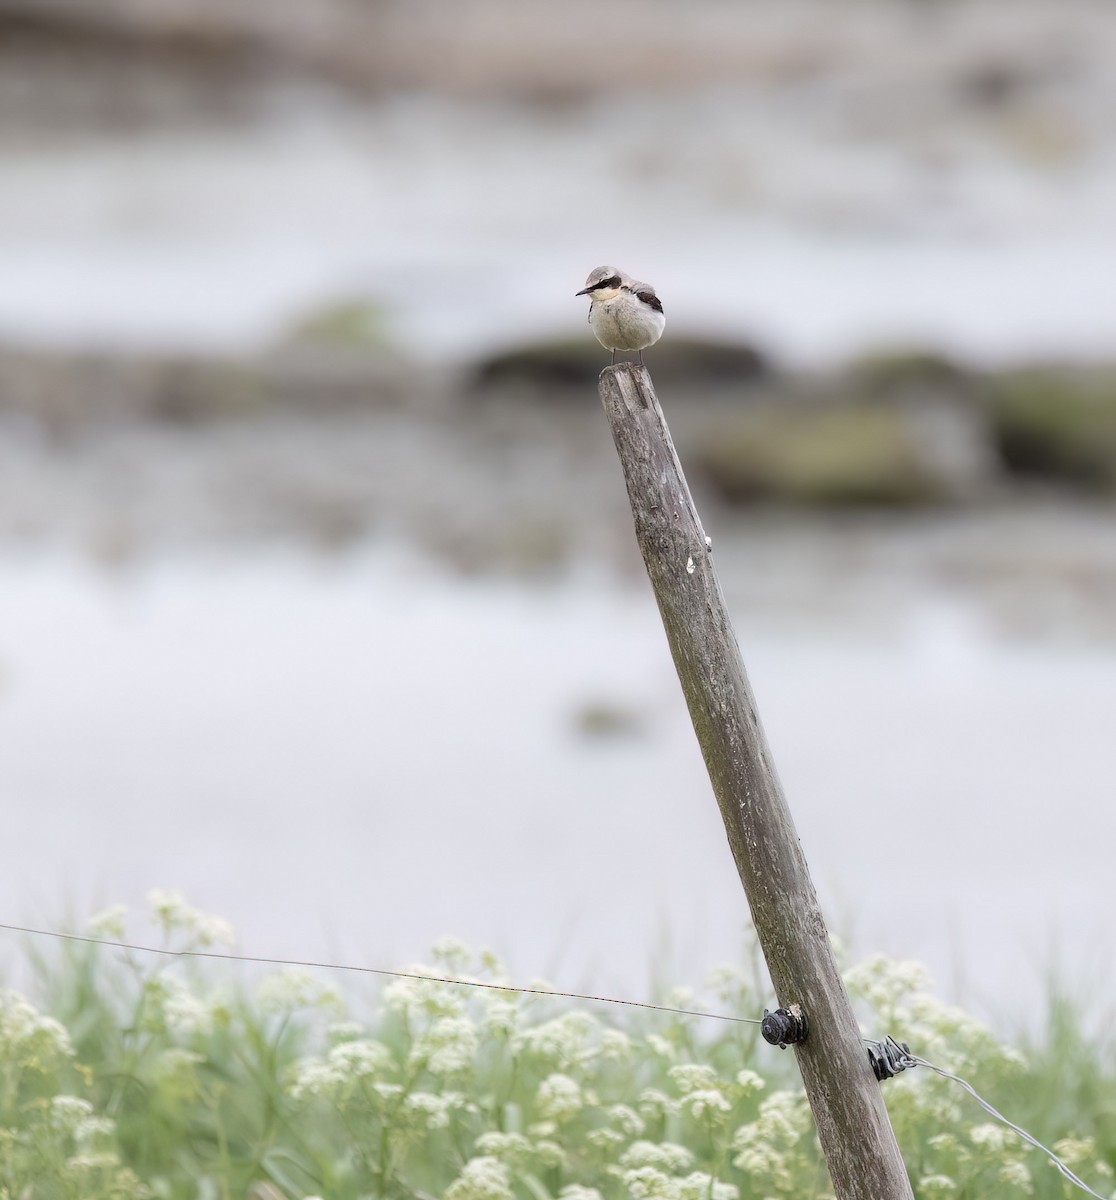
[0,920,1110,1199]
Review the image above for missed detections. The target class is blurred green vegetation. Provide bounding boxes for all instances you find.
[2,893,1113,1200]
[989,369,1116,494]
[691,403,949,508]
[284,299,395,351]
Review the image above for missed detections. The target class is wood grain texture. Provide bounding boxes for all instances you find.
[598,364,914,1200]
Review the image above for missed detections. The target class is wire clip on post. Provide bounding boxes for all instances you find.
[867,1036,918,1081]
[761,1005,809,1049]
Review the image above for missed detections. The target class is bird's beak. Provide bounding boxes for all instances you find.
[575,286,595,297]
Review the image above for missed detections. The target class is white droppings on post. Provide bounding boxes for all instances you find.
[685,555,695,575]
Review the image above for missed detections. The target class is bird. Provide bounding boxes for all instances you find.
[575,265,665,364]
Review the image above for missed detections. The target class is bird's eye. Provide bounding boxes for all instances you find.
[603,276,622,288]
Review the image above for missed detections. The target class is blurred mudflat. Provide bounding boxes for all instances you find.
[1,544,1113,1022]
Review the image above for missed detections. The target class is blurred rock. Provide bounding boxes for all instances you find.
[845,349,974,399]
[989,368,1116,495]
[468,337,770,399]
[691,399,977,508]
[686,348,997,508]
[843,349,996,498]
[0,344,418,431]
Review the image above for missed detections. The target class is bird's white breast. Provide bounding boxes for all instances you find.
[589,292,665,351]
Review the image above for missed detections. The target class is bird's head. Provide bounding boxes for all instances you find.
[575,265,625,301]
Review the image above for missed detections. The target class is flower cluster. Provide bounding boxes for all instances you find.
[5,898,1116,1200]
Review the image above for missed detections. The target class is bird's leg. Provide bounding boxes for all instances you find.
[638,349,645,365]
[611,349,616,365]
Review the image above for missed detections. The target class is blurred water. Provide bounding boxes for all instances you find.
[1,90,1115,362]
[1,548,1112,1020]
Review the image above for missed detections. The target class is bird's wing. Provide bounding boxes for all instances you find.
[629,283,664,314]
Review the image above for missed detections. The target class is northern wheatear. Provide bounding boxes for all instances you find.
[576,265,665,364]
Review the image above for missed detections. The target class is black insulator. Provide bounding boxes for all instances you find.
[868,1036,915,1081]
[761,1005,809,1049]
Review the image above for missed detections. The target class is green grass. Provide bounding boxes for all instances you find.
[1,894,1113,1200]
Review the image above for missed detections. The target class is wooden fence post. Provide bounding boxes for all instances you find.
[598,363,914,1200]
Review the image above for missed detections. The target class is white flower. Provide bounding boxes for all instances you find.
[431,936,474,973]
[677,1172,738,1200]
[844,954,931,1032]
[731,1090,811,1176]
[535,1139,564,1168]
[669,1064,730,1118]
[734,1069,765,1096]
[559,1187,603,1200]
[147,889,234,947]
[998,1160,1032,1191]
[383,969,464,1020]
[87,905,127,940]
[730,1139,780,1177]
[327,1038,393,1080]
[162,979,217,1037]
[587,1128,625,1152]
[445,1155,513,1200]
[645,1034,674,1061]
[1053,1136,1099,1166]
[638,1088,680,1120]
[49,1095,94,1133]
[73,1114,117,1151]
[475,1131,533,1167]
[608,1104,645,1137]
[65,1152,126,1174]
[536,1072,583,1122]
[513,1011,597,1069]
[289,1059,343,1102]
[406,1090,457,1129]
[484,998,520,1037]
[969,1123,1010,1152]
[256,969,340,1016]
[669,1064,719,1094]
[681,1088,731,1119]
[755,1090,808,1141]
[918,1175,958,1195]
[0,989,74,1067]
[600,1028,633,1060]
[410,1015,479,1075]
[622,1166,677,1200]
[620,1142,694,1173]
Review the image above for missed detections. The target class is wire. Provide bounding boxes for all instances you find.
[910,1055,1112,1200]
[4,921,1108,1196]
[0,921,762,1028]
